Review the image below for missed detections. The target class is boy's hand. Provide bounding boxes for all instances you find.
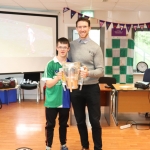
[55,71,63,80]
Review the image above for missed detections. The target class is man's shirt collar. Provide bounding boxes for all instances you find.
[78,37,90,44]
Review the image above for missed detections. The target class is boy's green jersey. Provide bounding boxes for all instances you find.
[42,56,70,108]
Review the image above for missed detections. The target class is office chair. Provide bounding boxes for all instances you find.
[19,72,41,103]
[143,68,150,82]
[99,76,116,89]
[143,68,150,118]
[99,76,117,113]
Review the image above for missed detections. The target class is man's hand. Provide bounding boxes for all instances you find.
[80,66,89,78]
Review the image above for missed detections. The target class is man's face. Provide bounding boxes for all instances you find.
[76,21,91,39]
[56,42,70,57]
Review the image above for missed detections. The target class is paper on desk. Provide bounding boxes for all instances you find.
[119,85,134,90]
[119,86,130,88]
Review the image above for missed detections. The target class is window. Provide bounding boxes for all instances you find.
[133,29,150,71]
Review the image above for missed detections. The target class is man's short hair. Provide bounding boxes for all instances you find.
[57,37,70,47]
[76,17,90,27]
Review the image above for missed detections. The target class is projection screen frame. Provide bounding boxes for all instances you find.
[0,11,58,75]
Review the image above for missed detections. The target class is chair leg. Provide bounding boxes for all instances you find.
[18,86,21,103]
[37,85,41,102]
[39,87,41,100]
[22,89,24,101]
[37,87,39,103]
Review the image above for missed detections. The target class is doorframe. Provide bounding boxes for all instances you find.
[68,27,105,58]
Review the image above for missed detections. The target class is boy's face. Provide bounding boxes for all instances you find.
[56,42,70,57]
[76,21,91,39]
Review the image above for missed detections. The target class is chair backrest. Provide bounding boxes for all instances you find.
[24,72,41,82]
[99,77,116,89]
[143,68,150,82]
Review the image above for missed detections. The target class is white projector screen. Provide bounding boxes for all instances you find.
[0,11,58,74]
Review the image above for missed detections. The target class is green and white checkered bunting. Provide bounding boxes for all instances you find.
[105,39,134,83]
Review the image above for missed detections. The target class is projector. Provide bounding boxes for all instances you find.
[134,81,150,89]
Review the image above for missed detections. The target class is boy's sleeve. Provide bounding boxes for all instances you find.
[41,62,53,81]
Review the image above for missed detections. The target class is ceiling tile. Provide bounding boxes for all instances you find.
[14,0,40,2]
[114,2,139,11]
[40,0,66,2]
[42,2,67,10]
[16,2,46,9]
[135,5,150,11]
[0,0,150,12]
[92,2,116,10]
[118,0,143,2]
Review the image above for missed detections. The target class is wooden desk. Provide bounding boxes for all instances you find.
[112,84,150,125]
[69,84,112,126]
[99,84,112,125]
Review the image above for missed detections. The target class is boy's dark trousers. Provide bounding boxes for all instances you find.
[45,108,70,147]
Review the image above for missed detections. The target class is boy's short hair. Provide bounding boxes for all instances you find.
[57,37,70,47]
[76,17,90,27]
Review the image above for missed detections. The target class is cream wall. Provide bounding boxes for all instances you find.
[58,10,150,47]
[58,10,150,38]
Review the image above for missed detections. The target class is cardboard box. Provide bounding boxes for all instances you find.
[0,89,17,104]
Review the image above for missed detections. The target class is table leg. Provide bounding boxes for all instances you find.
[18,86,21,103]
[111,90,118,126]
[103,91,111,126]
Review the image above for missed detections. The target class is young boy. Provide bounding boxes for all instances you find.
[42,37,70,150]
